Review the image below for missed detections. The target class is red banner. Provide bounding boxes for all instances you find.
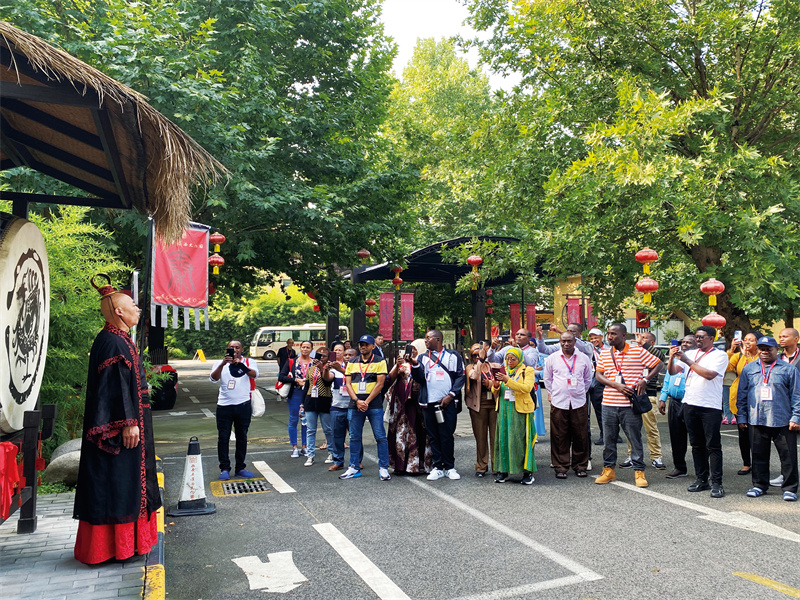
[636,310,651,330]
[526,304,537,332]
[567,298,582,326]
[509,303,521,334]
[379,293,393,338]
[400,293,414,340]
[152,228,208,307]
[586,302,598,329]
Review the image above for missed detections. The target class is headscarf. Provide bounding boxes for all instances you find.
[505,347,523,377]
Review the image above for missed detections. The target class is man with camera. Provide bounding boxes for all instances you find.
[410,330,466,481]
[482,328,540,369]
[209,341,259,480]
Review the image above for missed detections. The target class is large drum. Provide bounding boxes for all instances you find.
[0,213,49,433]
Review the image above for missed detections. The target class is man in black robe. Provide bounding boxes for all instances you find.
[73,274,161,564]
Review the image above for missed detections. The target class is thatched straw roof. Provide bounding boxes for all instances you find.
[0,21,227,242]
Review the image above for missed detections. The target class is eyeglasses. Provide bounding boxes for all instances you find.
[471,353,479,358]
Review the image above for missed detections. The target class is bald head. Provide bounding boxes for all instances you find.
[779,328,799,353]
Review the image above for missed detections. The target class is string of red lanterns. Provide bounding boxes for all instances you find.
[700,278,726,330]
[365,298,377,323]
[467,255,483,290]
[634,248,659,304]
[392,266,403,291]
[208,230,226,275]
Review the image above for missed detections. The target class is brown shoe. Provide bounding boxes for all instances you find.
[595,467,616,484]
[328,464,343,471]
[635,470,649,488]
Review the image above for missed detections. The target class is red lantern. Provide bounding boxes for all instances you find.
[392,276,403,290]
[701,311,727,330]
[467,255,483,290]
[486,289,493,296]
[486,298,493,306]
[392,266,403,274]
[208,253,224,275]
[365,298,377,323]
[635,276,659,304]
[365,298,377,308]
[313,305,320,312]
[486,307,494,314]
[460,328,467,336]
[209,232,226,253]
[700,278,725,307]
[635,248,659,274]
[365,309,377,322]
[357,248,371,264]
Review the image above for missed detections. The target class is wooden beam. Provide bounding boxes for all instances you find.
[92,108,133,208]
[0,190,125,209]
[0,80,101,108]
[1,98,104,151]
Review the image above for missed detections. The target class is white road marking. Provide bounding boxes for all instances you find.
[720,432,739,438]
[168,411,188,416]
[182,387,191,393]
[608,479,800,543]
[313,523,411,600]
[252,461,296,494]
[232,552,307,593]
[201,408,215,418]
[189,395,200,404]
[363,452,602,586]
[452,574,593,600]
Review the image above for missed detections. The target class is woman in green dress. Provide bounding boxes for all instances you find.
[492,347,537,484]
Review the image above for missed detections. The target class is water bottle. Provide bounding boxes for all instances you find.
[299,407,308,427]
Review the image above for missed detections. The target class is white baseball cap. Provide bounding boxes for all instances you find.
[588,328,603,335]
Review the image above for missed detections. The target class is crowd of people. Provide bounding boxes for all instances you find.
[209,324,800,501]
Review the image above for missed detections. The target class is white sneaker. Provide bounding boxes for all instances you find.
[324,453,333,464]
[771,474,785,487]
[427,468,445,481]
[379,468,391,481]
[339,466,361,480]
[587,459,592,472]
[290,448,299,458]
[445,468,461,480]
[304,457,313,467]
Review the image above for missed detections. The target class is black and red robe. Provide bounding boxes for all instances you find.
[73,323,161,564]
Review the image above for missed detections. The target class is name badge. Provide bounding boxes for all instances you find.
[435,369,446,381]
[760,385,773,401]
[504,389,513,401]
[227,380,236,390]
[340,386,349,396]
[643,367,650,377]
[568,377,577,387]
[615,374,623,384]
[674,376,682,387]
[311,387,318,398]
[357,381,367,394]
[685,376,693,387]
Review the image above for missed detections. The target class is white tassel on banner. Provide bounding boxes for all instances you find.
[160,305,168,328]
[172,305,179,329]
[184,308,190,330]
[204,307,209,330]
[151,303,157,331]
[194,308,200,330]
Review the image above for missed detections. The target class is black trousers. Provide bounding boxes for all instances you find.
[750,425,799,493]
[216,401,252,473]
[667,396,688,472]
[737,425,752,468]
[423,401,458,470]
[684,404,723,485]
[588,384,604,439]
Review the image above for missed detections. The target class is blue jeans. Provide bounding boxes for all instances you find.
[288,389,307,447]
[602,405,644,470]
[348,407,389,469]
[330,407,349,466]
[306,411,332,458]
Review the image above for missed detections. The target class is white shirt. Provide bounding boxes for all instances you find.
[210,358,258,406]
[678,348,728,409]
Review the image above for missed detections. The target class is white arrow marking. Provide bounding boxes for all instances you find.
[201,408,215,418]
[182,387,191,393]
[609,480,800,543]
[313,523,411,600]
[252,461,295,493]
[232,552,307,593]
[168,411,188,416]
[189,395,200,404]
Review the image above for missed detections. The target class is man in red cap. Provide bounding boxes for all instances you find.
[73,275,161,564]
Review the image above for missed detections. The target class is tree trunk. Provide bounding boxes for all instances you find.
[786,305,796,329]
[713,291,750,342]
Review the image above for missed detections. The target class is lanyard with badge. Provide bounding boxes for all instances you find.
[610,347,626,384]
[426,350,447,383]
[758,360,777,401]
[310,364,320,397]
[685,347,713,387]
[357,355,373,394]
[561,354,578,387]
[338,362,349,396]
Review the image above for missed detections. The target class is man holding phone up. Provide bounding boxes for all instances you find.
[209,341,259,480]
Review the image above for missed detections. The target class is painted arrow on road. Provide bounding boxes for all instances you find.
[232,552,308,593]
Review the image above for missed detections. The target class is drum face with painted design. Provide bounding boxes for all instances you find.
[0,213,50,433]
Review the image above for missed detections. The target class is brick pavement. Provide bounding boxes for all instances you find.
[0,493,145,600]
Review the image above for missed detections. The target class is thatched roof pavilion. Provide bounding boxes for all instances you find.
[0,21,226,241]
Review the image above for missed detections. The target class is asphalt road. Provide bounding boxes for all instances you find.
[154,360,800,600]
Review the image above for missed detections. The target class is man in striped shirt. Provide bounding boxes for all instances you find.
[594,323,662,488]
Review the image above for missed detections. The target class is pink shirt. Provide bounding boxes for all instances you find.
[543,350,594,409]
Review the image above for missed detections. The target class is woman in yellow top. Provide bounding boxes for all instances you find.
[727,330,761,475]
[491,347,537,485]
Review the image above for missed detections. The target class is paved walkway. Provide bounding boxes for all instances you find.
[0,493,146,600]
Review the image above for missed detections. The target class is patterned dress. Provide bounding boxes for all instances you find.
[387,371,432,473]
[494,368,538,475]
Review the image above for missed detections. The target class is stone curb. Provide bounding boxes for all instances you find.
[143,460,165,600]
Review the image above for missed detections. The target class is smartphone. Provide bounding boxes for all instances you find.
[403,343,414,359]
[541,323,551,332]
[226,347,235,357]
[491,365,507,378]
[309,349,318,360]
[670,339,680,347]
[479,341,485,349]
[734,330,742,341]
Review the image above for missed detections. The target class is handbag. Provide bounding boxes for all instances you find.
[276,381,291,399]
[251,388,266,417]
[630,391,652,415]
